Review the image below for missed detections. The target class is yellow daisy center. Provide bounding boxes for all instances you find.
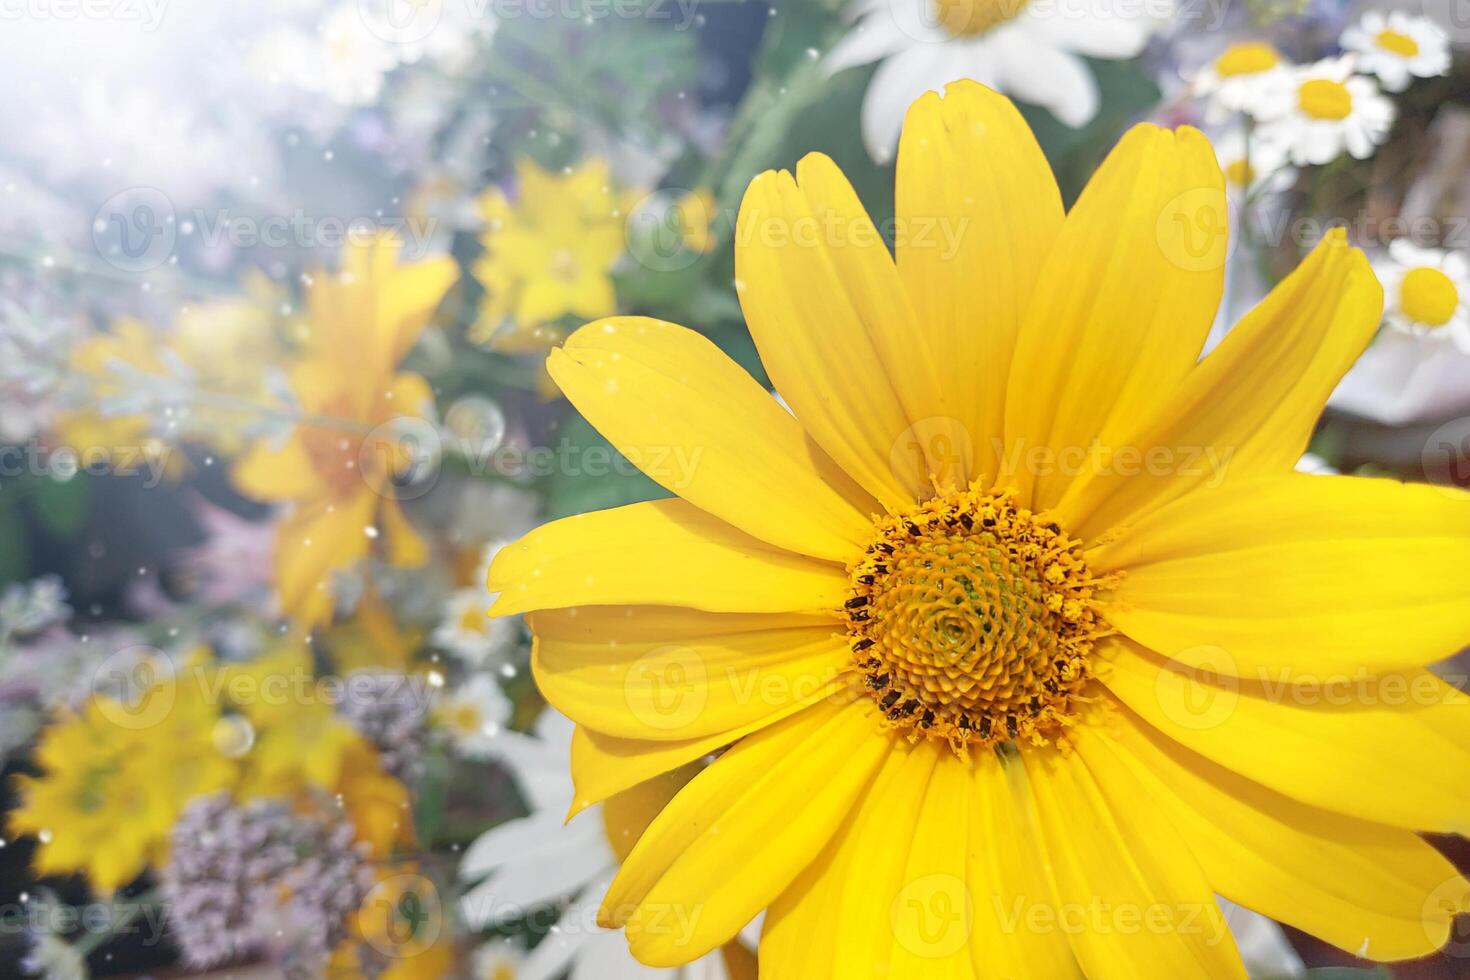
[459,604,488,633]
[933,0,1029,37]
[1377,29,1420,57]
[452,703,483,733]
[1214,41,1280,77]
[845,490,1101,755]
[1224,157,1255,188]
[1400,266,1459,327]
[1298,78,1353,121]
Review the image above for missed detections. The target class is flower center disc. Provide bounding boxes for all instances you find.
[1214,41,1280,77]
[933,0,1028,37]
[1376,29,1420,57]
[845,490,1101,755]
[1298,79,1353,121]
[1401,266,1459,327]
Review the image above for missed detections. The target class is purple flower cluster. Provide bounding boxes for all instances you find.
[336,670,431,783]
[160,793,376,972]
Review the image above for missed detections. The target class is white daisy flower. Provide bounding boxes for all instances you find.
[1329,328,1470,425]
[433,542,520,667]
[827,0,1171,161]
[1341,11,1450,93]
[436,674,512,760]
[1190,40,1291,122]
[471,936,528,980]
[1375,239,1470,350]
[1208,129,1295,201]
[1249,56,1395,166]
[458,710,748,979]
[434,589,519,666]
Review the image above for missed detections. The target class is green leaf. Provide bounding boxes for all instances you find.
[542,413,668,521]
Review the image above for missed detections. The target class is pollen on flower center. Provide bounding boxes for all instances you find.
[845,489,1103,756]
[1298,78,1353,121]
[933,0,1029,37]
[1214,41,1280,77]
[1376,29,1420,57]
[1400,266,1459,326]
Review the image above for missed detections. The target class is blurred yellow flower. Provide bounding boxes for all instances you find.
[54,317,182,479]
[470,158,636,352]
[9,681,233,893]
[233,235,457,630]
[169,272,292,453]
[674,187,717,255]
[344,865,454,978]
[55,275,290,467]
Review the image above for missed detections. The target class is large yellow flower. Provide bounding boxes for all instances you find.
[489,82,1470,976]
[235,235,456,629]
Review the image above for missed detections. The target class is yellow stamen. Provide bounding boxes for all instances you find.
[1214,41,1280,77]
[1377,29,1420,58]
[1298,78,1353,121]
[1400,266,1459,327]
[933,0,1029,37]
[845,489,1103,756]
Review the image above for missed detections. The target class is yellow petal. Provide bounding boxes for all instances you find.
[489,498,847,617]
[1003,124,1226,510]
[530,605,845,740]
[606,697,890,967]
[1097,704,1470,961]
[1099,638,1470,834]
[275,492,377,629]
[736,157,931,506]
[759,739,937,980]
[970,754,1081,979]
[895,81,1065,488]
[883,752,976,979]
[1023,736,1247,979]
[233,431,326,502]
[1054,229,1381,539]
[1093,474,1470,675]
[566,688,835,820]
[549,317,876,561]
